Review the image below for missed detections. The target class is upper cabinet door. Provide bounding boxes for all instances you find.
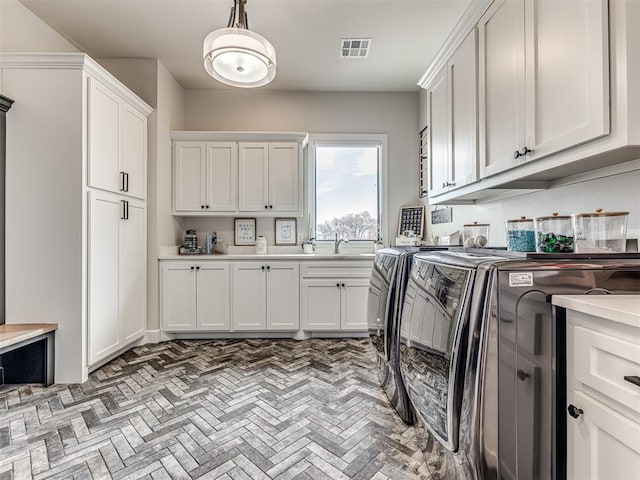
[427,67,450,196]
[174,141,206,212]
[88,77,148,199]
[268,143,299,212]
[238,143,269,211]
[525,0,609,160]
[120,104,147,199]
[449,29,478,190]
[88,78,120,194]
[479,0,526,179]
[205,142,238,211]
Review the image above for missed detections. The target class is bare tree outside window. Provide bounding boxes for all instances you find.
[315,145,379,241]
[316,211,377,240]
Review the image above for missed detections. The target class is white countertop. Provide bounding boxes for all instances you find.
[158,253,376,261]
[553,295,640,328]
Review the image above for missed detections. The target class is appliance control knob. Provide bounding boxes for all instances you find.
[567,404,584,419]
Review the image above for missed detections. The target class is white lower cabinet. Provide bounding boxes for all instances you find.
[556,296,640,480]
[159,259,371,335]
[570,391,640,479]
[231,262,300,331]
[88,191,146,365]
[300,262,371,332]
[161,262,230,332]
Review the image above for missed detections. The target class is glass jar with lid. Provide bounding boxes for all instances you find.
[572,208,629,253]
[506,216,535,252]
[534,213,574,253]
[462,222,490,248]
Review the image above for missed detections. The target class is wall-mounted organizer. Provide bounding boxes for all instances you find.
[419,125,428,198]
[398,205,425,237]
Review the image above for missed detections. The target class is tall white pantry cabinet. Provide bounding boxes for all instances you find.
[0,53,152,383]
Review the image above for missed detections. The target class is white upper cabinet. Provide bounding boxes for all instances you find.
[172,133,305,216]
[427,30,478,197]
[417,0,635,203]
[427,68,450,197]
[174,141,238,212]
[88,76,148,199]
[524,0,609,160]
[174,141,206,212]
[238,143,269,212]
[478,0,527,178]
[120,104,147,199]
[88,78,120,195]
[268,143,300,212]
[239,142,300,213]
[206,142,238,211]
[449,30,478,191]
[479,0,609,179]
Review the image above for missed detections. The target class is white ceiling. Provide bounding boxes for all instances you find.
[19,0,472,92]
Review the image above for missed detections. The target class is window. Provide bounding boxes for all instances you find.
[310,134,387,242]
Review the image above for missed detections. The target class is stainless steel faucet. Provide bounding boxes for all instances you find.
[334,233,349,253]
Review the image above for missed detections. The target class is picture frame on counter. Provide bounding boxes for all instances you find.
[234,217,256,245]
[275,218,297,245]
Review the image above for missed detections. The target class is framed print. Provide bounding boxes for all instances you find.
[234,217,256,245]
[274,218,297,245]
[398,205,425,237]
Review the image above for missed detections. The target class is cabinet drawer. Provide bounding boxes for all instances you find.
[573,325,640,414]
[301,261,373,278]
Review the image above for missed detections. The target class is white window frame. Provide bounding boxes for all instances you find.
[307,133,388,247]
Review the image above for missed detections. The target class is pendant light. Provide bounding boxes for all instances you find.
[203,0,276,88]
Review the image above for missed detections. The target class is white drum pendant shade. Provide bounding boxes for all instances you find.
[203,27,276,87]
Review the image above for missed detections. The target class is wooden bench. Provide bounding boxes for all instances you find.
[0,323,57,387]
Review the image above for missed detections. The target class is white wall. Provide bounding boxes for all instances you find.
[424,169,640,247]
[180,90,420,247]
[0,0,79,91]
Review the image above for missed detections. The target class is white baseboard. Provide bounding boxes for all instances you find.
[144,329,369,343]
[144,329,162,344]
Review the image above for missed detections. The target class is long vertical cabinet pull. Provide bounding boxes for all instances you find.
[119,172,130,192]
[120,200,129,220]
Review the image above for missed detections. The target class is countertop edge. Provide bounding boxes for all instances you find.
[553,295,640,328]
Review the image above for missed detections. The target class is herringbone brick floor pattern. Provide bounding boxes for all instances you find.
[0,339,444,479]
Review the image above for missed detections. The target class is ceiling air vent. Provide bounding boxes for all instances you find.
[340,38,371,58]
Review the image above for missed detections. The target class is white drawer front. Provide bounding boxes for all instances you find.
[301,261,373,278]
[573,325,640,414]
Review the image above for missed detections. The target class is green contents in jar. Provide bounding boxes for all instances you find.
[537,232,574,253]
[507,230,536,252]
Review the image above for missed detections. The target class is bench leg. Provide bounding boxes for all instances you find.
[44,331,55,387]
